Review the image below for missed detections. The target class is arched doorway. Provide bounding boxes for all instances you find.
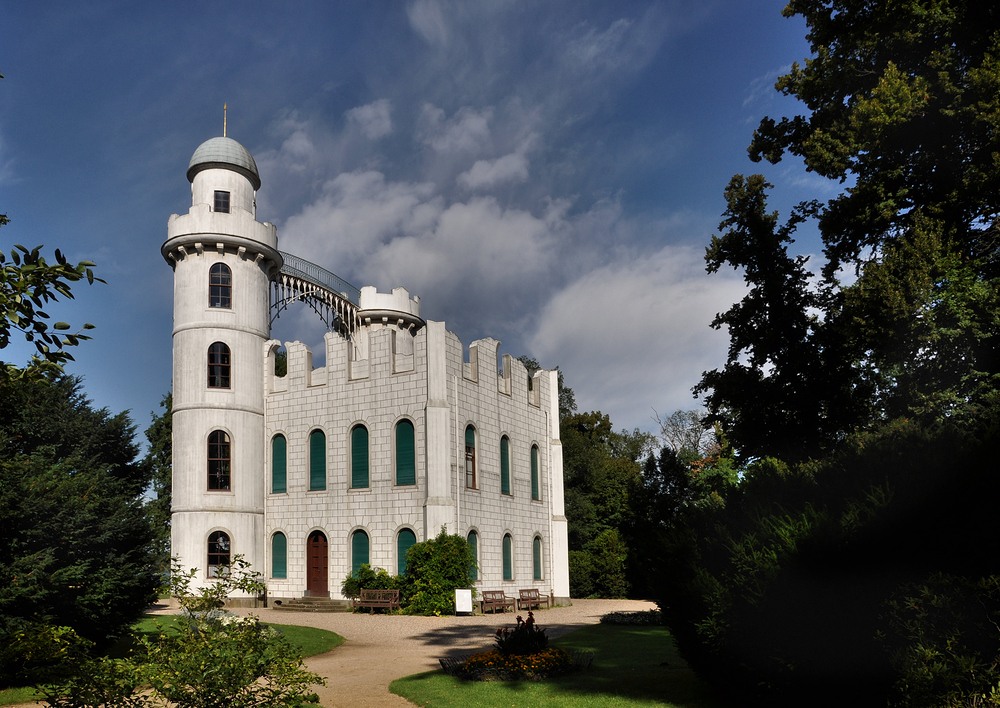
[306,530,328,597]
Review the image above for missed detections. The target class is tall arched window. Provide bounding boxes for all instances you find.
[397,528,416,575]
[207,430,231,490]
[272,532,287,579]
[208,342,231,388]
[531,445,540,500]
[395,420,415,486]
[207,530,230,577]
[467,530,479,582]
[351,529,370,575]
[351,425,369,488]
[465,425,476,489]
[502,534,513,581]
[309,430,326,491]
[209,263,231,308]
[271,434,286,494]
[533,537,543,580]
[500,436,511,495]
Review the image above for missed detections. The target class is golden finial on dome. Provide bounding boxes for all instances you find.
[223,103,227,137]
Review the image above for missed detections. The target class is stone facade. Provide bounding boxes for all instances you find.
[164,135,570,605]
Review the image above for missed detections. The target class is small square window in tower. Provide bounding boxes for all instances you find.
[214,190,230,213]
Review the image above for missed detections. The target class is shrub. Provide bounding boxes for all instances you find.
[39,559,324,708]
[882,574,1000,708]
[600,609,662,625]
[400,529,476,616]
[0,622,92,688]
[568,550,594,598]
[340,564,397,602]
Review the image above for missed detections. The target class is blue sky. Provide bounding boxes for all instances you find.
[0,1,830,441]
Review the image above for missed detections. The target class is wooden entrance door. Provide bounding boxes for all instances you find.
[306,531,328,597]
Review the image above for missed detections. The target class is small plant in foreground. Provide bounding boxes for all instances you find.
[455,612,573,681]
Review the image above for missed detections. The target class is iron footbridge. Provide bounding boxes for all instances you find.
[271,251,361,337]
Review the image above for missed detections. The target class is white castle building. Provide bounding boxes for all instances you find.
[163,135,571,606]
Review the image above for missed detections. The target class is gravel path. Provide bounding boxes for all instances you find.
[147,597,657,708]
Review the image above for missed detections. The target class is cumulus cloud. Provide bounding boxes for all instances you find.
[418,104,493,154]
[457,151,529,189]
[527,244,747,430]
[346,99,393,139]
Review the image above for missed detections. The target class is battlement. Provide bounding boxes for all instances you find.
[358,286,423,330]
[265,321,552,412]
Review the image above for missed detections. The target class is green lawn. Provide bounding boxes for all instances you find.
[390,623,731,708]
[0,615,344,707]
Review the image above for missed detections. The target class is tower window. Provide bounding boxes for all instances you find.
[309,429,326,491]
[500,436,511,495]
[465,425,476,489]
[208,342,231,388]
[209,263,231,308]
[207,530,231,577]
[531,445,541,500]
[208,430,231,490]
[214,190,230,213]
[502,533,513,581]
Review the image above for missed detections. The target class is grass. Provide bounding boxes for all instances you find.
[390,623,732,708]
[0,615,344,707]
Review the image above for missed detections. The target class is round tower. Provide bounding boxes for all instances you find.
[162,136,281,596]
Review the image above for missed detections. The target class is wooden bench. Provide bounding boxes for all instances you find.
[517,588,550,611]
[354,588,400,614]
[480,590,515,614]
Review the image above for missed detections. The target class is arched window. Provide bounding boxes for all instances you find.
[500,436,511,495]
[271,434,286,494]
[208,342,231,388]
[467,530,479,582]
[502,534,513,581]
[351,529,370,575]
[207,530,230,577]
[533,537,543,580]
[351,425,369,489]
[531,445,540,500]
[395,420,415,486]
[272,532,287,579]
[209,263,231,308]
[208,430,231,490]
[465,425,476,489]
[309,430,326,491]
[397,528,416,575]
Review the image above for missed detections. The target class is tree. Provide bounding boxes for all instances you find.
[698,1,1000,456]
[1,230,104,383]
[653,408,713,458]
[0,372,157,676]
[141,392,172,569]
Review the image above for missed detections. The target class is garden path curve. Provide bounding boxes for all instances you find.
[162,597,655,708]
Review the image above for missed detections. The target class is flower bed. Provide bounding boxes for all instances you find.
[457,647,574,681]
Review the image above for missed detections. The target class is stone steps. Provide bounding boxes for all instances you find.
[271,597,353,613]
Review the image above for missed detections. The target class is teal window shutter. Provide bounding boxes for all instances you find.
[467,531,478,581]
[502,534,513,581]
[395,420,415,486]
[351,426,369,488]
[397,528,416,575]
[465,425,476,488]
[271,435,286,494]
[500,436,511,495]
[533,537,542,580]
[531,445,540,500]
[272,532,287,579]
[352,530,369,575]
[309,430,326,491]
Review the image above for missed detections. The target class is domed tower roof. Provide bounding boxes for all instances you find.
[187,136,261,190]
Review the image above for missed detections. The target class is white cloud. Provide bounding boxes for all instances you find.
[407,0,448,47]
[418,104,493,154]
[527,244,748,430]
[457,151,529,190]
[0,130,18,186]
[566,18,633,70]
[346,99,393,140]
